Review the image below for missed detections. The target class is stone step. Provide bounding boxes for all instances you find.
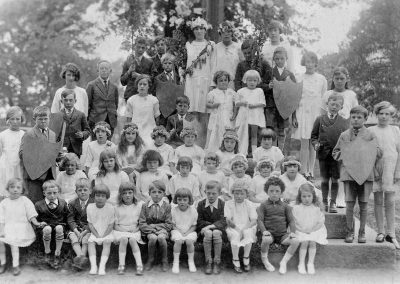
[324,207,349,239]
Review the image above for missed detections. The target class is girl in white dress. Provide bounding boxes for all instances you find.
[280,157,308,204]
[225,180,257,273]
[94,149,130,204]
[0,107,25,197]
[125,75,160,146]
[292,52,328,179]
[206,71,236,152]
[171,188,198,274]
[216,128,240,176]
[114,182,145,275]
[234,70,266,155]
[293,183,327,275]
[198,152,226,198]
[84,122,117,180]
[223,154,253,201]
[370,101,400,248]
[148,126,176,176]
[249,158,273,204]
[168,157,200,201]
[0,178,45,275]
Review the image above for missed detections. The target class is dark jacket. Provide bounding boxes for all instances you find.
[234,59,272,95]
[35,198,69,227]
[67,197,94,231]
[257,199,295,237]
[138,200,173,235]
[196,199,226,232]
[166,113,195,147]
[265,66,297,108]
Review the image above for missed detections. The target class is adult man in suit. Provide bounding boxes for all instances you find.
[86,60,119,136]
[120,37,153,101]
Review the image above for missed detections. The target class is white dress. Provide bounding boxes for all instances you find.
[171,206,198,242]
[117,144,145,171]
[206,88,236,152]
[95,171,130,204]
[87,203,115,244]
[0,129,25,196]
[185,40,215,113]
[174,145,205,176]
[168,173,200,199]
[136,170,170,200]
[198,170,226,197]
[148,143,175,176]
[252,146,284,167]
[51,86,89,116]
[292,204,328,245]
[125,95,160,146]
[251,175,270,203]
[292,73,327,140]
[322,89,358,119]
[114,201,144,243]
[280,173,308,202]
[370,125,400,192]
[216,150,236,176]
[0,196,37,247]
[84,141,117,180]
[56,170,88,202]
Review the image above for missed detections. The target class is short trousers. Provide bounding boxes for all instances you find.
[344,181,372,203]
[265,107,289,134]
[319,156,340,180]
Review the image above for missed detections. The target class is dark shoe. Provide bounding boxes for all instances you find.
[385,235,400,248]
[376,233,385,243]
[0,264,6,274]
[72,256,83,270]
[44,253,52,266]
[329,202,338,213]
[243,257,250,272]
[161,261,169,272]
[205,261,213,275]
[12,266,21,276]
[53,255,61,269]
[358,231,366,243]
[213,261,221,275]
[385,235,393,243]
[345,232,354,243]
[144,260,153,271]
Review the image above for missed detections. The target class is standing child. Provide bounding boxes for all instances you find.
[114,182,145,275]
[84,121,116,180]
[224,155,253,200]
[67,178,94,270]
[56,153,87,202]
[257,176,299,274]
[171,188,198,274]
[174,126,205,176]
[292,51,328,180]
[369,101,400,248]
[35,180,69,269]
[234,70,266,156]
[249,158,274,204]
[136,150,169,201]
[216,128,240,176]
[0,178,45,275]
[311,94,349,212]
[94,149,129,204]
[125,75,160,146]
[198,152,226,197]
[87,184,115,275]
[197,181,226,275]
[168,157,201,201]
[0,107,25,197]
[139,181,172,272]
[148,126,176,176]
[206,71,236,152]
[333,106,381,243]
[293,183,327,275]
[252,128,284,171]
[279,157,308,203]
[225,180,257,273]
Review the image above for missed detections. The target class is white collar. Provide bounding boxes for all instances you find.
[327,112,337,119]
[205,199,219,209]
[178,114,186,119]
[277,66,285,75]
[45,198,59,205]
[79,198,88,205]
[165,70,174,76]
[148,198,165,207]
[64,107,74,114]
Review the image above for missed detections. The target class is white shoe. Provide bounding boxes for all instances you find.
[298,264,306,274]
[89,266,98,275]
[98,267,106,276]
[188,261,197,273]
[279,261,287,274]
[262,258,275,272]
[307,263,315,275]
[172,262,179,274]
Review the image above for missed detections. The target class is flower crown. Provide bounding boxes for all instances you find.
[223,127,239,142]
[218,21,235,34]
[180,126,198,139]
[93,125,111,136]
[187,17,212,30]
[151,126,170,140]
[257,157,275,170]
[282,159,301,168]
[122,125,139,134]
[230,154,248,170]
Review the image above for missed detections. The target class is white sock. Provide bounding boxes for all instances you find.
[99,256,108,271]
[133,251,143,267]
[119,252,126,266]
[89,255,97,268]
[11,246,19,267]
[188,252,194,263]
[173,252,180,263]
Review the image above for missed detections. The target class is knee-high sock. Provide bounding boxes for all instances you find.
[331,182,339,203]
[358,201,368,232]
[346,201,356,232]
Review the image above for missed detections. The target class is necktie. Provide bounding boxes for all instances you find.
[153,204,160,220]
[80,201,86,210]
[48,202,57,210]
[42,129,48,139]
[354,129,359,136]
[103,80,108,90]
[210,205,213,213]
[167,73,172,81]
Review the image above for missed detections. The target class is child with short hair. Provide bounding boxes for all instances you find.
[174,126,205,176]
[206,70,236,152]
[253,128,284,171]
[0,178,44,276]
[279,156,308,203]
[233,69,266,156]
[136,150,169,201]
[171,188,198,274]
[84,121,116,180]
[293,183,327,275]
[67,178,93,270]
[333,106,381,243]
[257,176,299,274]
[168,156,201,201]
[225,180,257,273]
[149,126,176,176]
[199,152,226,197]
[139,181,172,272]
[114,182,145,275]
[216,128,240,176]
[311,94,348,212]
[197,181,226,275]
[249,158,274,204]
[223,155,253,200]
[370,101,400,248]
[0,107,25,197]
[56,153,87,202]
[35,180,69,269]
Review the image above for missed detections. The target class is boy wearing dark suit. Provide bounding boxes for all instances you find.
[67,178,94,269]
[311,94,349,213]
[197,181,226,275]
[86,60,119,136]
[151,36,167,78]
[120,37,153,101]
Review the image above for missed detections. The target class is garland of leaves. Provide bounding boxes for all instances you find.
[250,27,267,72]
[184,41,213,76]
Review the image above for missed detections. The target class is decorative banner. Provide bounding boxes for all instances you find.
[156,81,184,118]
[273,79,303,119]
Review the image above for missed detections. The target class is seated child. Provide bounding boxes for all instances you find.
[225,180,257,273]
[249,158,273,204]
[67,178,93,270]
[114,182,145,275]
[198,152,226,198]
[293,183,327,275]
[87,184,115,275]
[197,181,226,275]
[279,156,308,203]
[148,126,176,176]
[258,176,299,274]
[171,188,198,274]
[166,96,194,148]
[223,154,253,200]
[56,153,87,202]
[139,180,172,272]
[252,128,284,171]
[168,157,201,201]
[216,128,240,176]
[35,180,69,269]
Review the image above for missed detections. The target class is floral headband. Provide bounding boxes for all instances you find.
[282,160,301,168]
[223,127,239,142]
[257,157,275,170]
[122,125,138,134]
[230,154,248,170]
[218,21,235,34]
[180,126,198,139]
[93,125,111,136]
[151,126,170,140]
[188,17,212,30]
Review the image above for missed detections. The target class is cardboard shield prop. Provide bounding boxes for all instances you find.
[22,135,61,180]
[273,79,303,119]
[342,139,378,185]
[156,82,184,117]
